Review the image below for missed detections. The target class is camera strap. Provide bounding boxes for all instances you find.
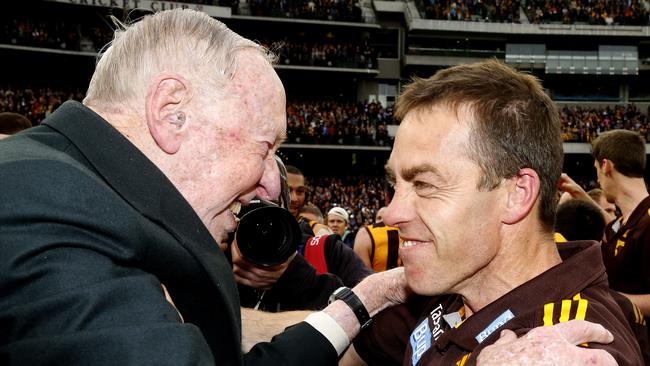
[253,289,268,310]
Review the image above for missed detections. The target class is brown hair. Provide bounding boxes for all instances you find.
[591,130,645,178]
[395,59,563,230]
[0,112,32,134]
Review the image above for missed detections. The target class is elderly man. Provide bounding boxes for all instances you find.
[348,60,642,365]
[0,9,407,365]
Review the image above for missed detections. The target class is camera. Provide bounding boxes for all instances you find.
[235,197,302,266]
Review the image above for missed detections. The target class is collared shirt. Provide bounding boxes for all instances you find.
[354,241,643,366]
[603,195,650,295]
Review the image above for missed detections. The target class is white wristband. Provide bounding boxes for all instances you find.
[304,311,350,355]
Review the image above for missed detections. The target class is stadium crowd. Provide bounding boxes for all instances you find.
[266,39,377,69]
[559,104,650,142]
[0,87,85,126]
[0,18,377,68]
[1,13,113,52]
[416,0,521,22]
[414,0,649,25]
[308,176,386,232]
[244,0,364,22]
[4,86,650,145]
[286,99,393,145]
[525,0,650,25]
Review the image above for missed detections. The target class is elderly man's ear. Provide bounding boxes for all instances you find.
[145,75,191,154]
[502,168,540,225]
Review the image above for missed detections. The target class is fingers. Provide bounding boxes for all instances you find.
[492,329,518,345]
[553,320,614,345]
[575,347,619,366]
[231,240,290,289]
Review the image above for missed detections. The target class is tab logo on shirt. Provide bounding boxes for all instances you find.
[475,309,514,343]
[429,303,445,340]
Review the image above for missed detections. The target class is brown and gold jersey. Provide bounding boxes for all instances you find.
[365,222,402,272]
[354,241,644,366]
[603,195,650,295]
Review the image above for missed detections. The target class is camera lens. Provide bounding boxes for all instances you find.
[236,199,301,266]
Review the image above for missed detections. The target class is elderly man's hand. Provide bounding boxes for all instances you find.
[353,267,411,315]
[477,320,617,366]
[231,239,294,289]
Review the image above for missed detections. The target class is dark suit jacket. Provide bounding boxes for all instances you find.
[0,101,337,365]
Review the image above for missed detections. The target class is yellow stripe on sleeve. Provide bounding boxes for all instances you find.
[543,302,555,326]
[559,299,572,323]
[575,298,588,320]
[455,353,471,366]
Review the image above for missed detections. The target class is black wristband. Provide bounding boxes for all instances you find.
[328,286,373,330]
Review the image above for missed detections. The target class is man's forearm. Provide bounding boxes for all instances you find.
[241,307,314,352]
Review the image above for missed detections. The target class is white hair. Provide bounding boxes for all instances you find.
[83,9,274,109]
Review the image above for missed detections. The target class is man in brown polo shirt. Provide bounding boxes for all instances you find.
[592,130,650,320]
[347,60,643,365]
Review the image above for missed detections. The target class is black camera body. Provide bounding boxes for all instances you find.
[235,198,302,266]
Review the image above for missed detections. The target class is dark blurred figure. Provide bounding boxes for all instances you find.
[554,198,650,364]
[0,112,32,137]
[555,199,606,242]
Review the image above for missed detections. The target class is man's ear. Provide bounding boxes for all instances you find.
[601,159,615,176]
[145,75,190,154]
[502,168,540,225]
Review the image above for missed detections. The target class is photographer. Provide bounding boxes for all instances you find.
[232,162,373,311]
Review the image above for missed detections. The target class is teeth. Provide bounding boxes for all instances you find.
[402,241,417,248]
[229,201,241,215]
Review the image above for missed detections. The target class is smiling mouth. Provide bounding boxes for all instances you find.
[401,240,427,248]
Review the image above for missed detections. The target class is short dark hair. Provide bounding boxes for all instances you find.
[0,112,32,134]
[285,165,303,176]
[592,130,646,178]
[395,59,563,231]
[299,203,324,222]
[555,200,606,241]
